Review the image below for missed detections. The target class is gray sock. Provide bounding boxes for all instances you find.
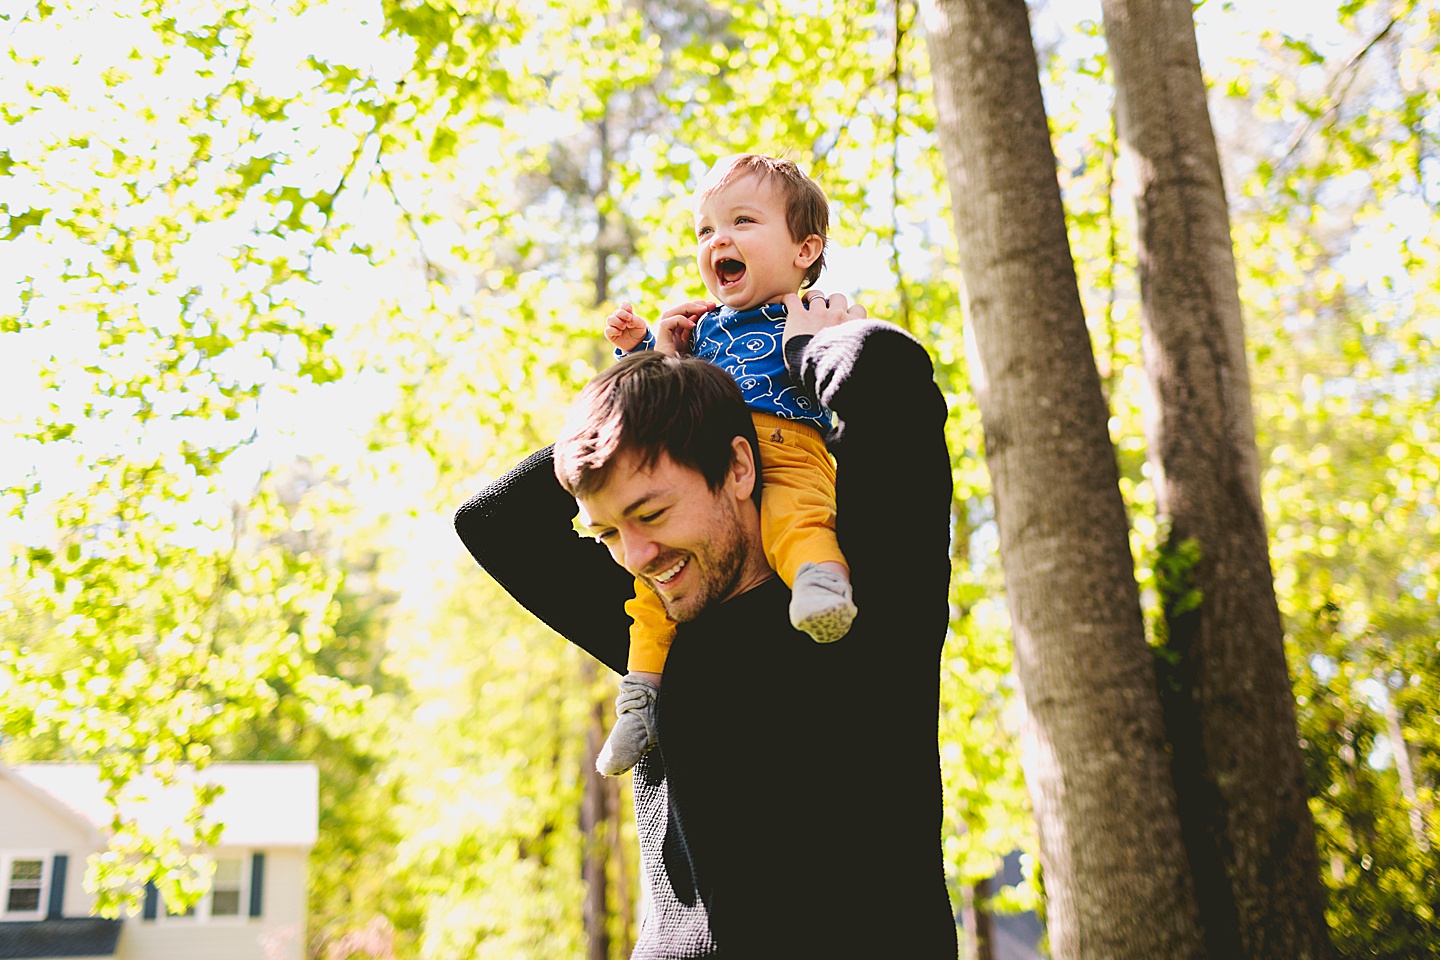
[596,673,660,777]
[789,562,858,643]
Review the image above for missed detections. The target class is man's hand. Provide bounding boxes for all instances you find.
[604,301,650,352]
[781,291,868,347]
[654,299,715,357]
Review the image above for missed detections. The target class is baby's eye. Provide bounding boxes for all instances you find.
[697,226,713,238]
[735,216,753,225]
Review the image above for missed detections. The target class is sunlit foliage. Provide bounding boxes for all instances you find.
[3,0,1437,955]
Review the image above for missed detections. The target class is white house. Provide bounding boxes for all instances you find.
[0,762,317,960]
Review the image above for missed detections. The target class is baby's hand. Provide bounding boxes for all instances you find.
[654,299,715,357]
[604,301,649,352]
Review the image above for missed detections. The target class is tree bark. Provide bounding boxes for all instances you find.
[581,658,611,960]
[607,772,635,956]
[1099,2,1336,957]
[1380,680,1431,852]
[579,102,623,960]
[920,1,1206,957]
[960,876,995,960]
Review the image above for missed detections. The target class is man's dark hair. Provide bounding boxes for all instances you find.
[555,352,761,501]
[699,153,829,288]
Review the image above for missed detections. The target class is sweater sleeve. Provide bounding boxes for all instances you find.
[615,329,657,358]
[786,321,954,616]
[453,446,634,675]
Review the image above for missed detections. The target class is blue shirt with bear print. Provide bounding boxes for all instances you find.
[619,302,831,432]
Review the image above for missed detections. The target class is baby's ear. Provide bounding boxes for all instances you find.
[794,234,824,268]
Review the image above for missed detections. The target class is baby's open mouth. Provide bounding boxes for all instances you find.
[717,258,746,286]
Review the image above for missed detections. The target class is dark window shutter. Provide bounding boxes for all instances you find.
[47,855,67,918]
[142,881,158,921]
[248,853,265,918]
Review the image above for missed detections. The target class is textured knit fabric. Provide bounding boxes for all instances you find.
[618,303,829,430]
[455,321,958,959]
[624,411,847,674]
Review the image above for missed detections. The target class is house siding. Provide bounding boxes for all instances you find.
[0,781,89,851]
[113,848,306,960]
[3,763,314,960]
[59,858,93,921]
[0,781,99,920]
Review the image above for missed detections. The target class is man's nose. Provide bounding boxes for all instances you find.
[619,528,658,574]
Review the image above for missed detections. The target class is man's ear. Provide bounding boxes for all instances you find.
[727,434,758,501]
[793,234,824,269]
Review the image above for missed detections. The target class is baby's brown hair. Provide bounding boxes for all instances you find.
[698,154,829,288]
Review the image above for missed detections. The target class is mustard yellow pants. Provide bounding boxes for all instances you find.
[625,412,848,673]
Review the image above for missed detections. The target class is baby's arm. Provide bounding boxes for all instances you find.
[651,299,714,357]
[604,301,651,352]
[604,299,716,358]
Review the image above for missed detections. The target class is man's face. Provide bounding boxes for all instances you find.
[578,446,754,623]
[694,172,819,311]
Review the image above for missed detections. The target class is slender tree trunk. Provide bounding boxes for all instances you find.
[595,111,612,309]
[607,773,634,956]
[920,1,1206,957]
[1380,681,1431,852]
[1100,3,1336,957]
[961,877,995,960]
[579,104,622,960]
[580,658,611,960]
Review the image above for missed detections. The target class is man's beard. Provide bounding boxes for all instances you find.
[653,496,750,623]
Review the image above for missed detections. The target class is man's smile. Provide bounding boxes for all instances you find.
[651,556,688,585]
[576,443,765,623]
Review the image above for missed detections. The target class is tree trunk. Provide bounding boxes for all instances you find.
[960,876,995,960]
[580,658,611,960]
[607,773,635,956]
[578,103,622,960]
[920,1,1206,957]
[1100,2,1336,957]
[1380,680,1431,852]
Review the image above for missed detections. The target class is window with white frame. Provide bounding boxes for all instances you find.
[209,857,244,917]
[160,854,249,923]
[1,853,50,919]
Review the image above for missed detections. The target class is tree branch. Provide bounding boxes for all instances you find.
[1275,6,1413,170]
[890,0,914,332]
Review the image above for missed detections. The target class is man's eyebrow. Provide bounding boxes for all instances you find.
[582,490,667,533]
[620,490,665,516]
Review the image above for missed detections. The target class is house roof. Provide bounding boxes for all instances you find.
[7,763,318,848]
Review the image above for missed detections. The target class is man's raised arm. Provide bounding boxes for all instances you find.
[454,446,634,675]
[782,307,953,632]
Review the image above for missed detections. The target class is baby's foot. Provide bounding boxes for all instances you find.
[789,562,858,643]
[596,674,660,776]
